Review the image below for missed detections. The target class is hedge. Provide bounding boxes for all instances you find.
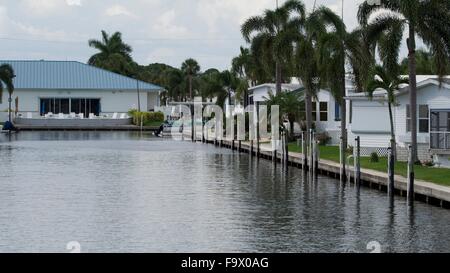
[128,110,164,126]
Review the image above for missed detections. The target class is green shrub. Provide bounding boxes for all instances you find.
[129,110,165,126]
[370,152,379,163]
[316,133,331,146]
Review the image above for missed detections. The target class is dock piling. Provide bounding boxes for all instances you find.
[387,140,395,198]
[310,129,314,173]
[302,131,307,171]
[355,136,361,187]
[407,145,415,205]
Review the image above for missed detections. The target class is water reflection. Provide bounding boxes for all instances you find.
[0,131,449,253]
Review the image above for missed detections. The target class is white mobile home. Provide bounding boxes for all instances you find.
[347,77,450,167]
[0,60,163,122]
[248,83,342,144]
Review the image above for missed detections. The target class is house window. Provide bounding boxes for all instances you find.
[430,110,450,149]
[335,101,341,121]
[312,102,317,121]
[320,102,328,121]
[419,105,429,133]
[406,104,429,133]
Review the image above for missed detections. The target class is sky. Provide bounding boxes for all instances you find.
[0,0,405,71]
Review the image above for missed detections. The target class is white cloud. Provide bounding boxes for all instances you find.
[66,0,82,6]
[20,0,63,15]
[152,10,188,37]
[0,6,10,36]
[105,5,136,18]
[196,0,273,33]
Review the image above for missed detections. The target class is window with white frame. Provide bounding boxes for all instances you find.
[406,104,429,133]
[319,102,328,121]
[430,110,450,149]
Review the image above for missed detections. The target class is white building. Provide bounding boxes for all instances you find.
[248,83,342,144]
[0,60,163,122]
[347,76,450,167]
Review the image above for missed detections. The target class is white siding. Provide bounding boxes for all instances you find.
[146,92,160,111]
[251,86,274,102]
[313,90,341,144]
[396,84,450,147]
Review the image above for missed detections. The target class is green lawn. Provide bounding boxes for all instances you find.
[288,143,450,187]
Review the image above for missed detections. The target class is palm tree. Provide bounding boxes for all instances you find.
[366,65,409,147]
[88,30,134,76]
[272,10,320,161]
[181,59,201,101]
[358,0,450,162]
[264,90,304,137]
[313,6,371,181]
[241,0,306,95]
[0,64,15,123]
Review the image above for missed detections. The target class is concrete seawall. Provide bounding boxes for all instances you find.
[200,138,450,209]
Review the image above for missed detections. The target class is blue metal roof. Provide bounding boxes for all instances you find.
[0,60,163,91]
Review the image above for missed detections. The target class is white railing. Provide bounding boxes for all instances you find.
[430,131,450,149]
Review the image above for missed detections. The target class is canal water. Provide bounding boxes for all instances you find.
[0,131,449,253]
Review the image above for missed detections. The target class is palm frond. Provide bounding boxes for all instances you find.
[241,16,266,42]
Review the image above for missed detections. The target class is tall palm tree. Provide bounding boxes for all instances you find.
[358,0,450,162]
[181,58,200,101]
[0,64,15,123]
[272,10,320,161]
[241,0,306,95]
[313,7,371,180]
[88,30,134,76]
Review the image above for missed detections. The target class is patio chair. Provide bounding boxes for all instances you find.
[119,113,127,119]
[69,112,76,118]
[112,112,118,119]
[89,113,96,119]
[78,113,84,119]
[58,113,64,119]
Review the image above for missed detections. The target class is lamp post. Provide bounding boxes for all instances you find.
[8,74,16,124]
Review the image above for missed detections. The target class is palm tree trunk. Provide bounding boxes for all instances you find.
[340,75,347,182]
[275,61,282,95]
[388,102,397,158]
[189,75,193,101]
[408,24,418,162]
[305,87,313,164]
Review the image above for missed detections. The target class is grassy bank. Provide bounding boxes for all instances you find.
[288,143,450,187]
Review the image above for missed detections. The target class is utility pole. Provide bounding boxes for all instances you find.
[136,79,142,112]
